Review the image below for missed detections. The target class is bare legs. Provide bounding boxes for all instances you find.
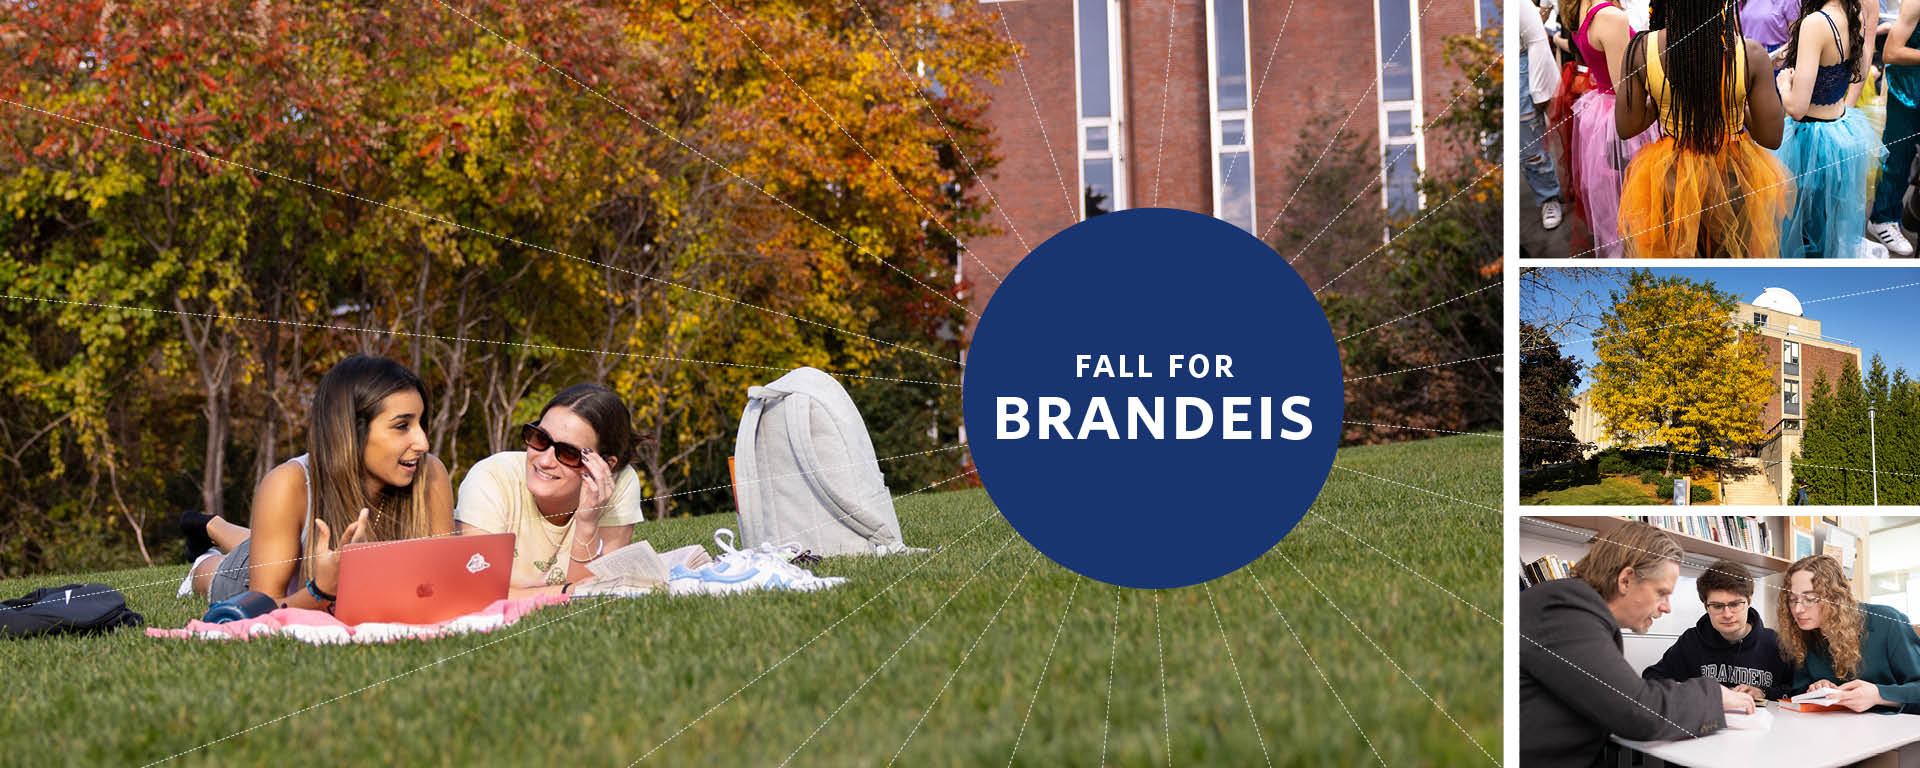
[207,517,249,552]
[186,518,253,599]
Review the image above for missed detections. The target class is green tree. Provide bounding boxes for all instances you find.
[1800,362,1867,503]
[1589,271,1772,475]
[1286,27,1502,443]
[1799,357,1920,504]
[1520,322,1584,467]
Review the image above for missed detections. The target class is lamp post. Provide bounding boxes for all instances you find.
[1869,405,1879,506]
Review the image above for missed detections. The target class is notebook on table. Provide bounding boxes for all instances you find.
[334,533,514,625]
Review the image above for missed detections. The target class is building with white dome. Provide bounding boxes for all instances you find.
[1736,288,1860,503]
[1567,288,1861,504]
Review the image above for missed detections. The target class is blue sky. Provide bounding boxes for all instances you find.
[1529,268,1920,376]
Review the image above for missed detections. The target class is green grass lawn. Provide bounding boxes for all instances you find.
[0,435,1500,767]
[1522,475,1666,506]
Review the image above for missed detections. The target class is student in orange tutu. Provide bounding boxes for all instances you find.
[1614,0,1795,257]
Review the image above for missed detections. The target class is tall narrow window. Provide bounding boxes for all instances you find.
[1207,0,1255,232]
[1784,340,1800,376]
[1076,0,1127,219]
[1477,0,1500,31]
[1784,379,1801,416]
[1374,0,1423,215]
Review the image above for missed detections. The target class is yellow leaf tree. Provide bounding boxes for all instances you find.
[1590,271,1773,476]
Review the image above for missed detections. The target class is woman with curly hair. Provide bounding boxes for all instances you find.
[1778,555,1920,712]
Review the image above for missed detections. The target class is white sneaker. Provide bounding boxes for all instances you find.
[669,528,845,595]
[1541,199,1564,230]
[177,549,219,597]
[1867,221,1914,256]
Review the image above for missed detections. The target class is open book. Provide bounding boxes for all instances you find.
[1778,688,1850,712]
[573,541,714,597]
[585,540,672,584]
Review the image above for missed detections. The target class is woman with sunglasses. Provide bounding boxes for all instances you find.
[454,383,648,593]
[1777,554,1920,712]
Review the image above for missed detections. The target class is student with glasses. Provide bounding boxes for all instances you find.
[1641,558,1791,701]
[1521,521,1753,767]
[1777,554,1920,712]
[454,384,694,595]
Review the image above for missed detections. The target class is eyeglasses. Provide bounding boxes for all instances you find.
[1785,594,1823,608]
[521,422,589,469]
[1703,600,1748,614]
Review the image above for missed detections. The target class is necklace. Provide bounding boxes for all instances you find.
[519,485,575,584]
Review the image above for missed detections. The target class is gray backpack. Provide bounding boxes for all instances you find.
[731,367,907,556]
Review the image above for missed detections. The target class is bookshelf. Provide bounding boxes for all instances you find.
[1525,516,1792,573]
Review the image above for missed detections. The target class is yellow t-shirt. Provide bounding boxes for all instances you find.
[454,451,646,587]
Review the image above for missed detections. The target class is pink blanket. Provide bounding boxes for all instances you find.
[146,595,568,645]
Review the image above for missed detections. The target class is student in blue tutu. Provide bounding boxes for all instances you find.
[1776,0,1882,257]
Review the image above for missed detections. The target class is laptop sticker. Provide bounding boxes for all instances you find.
[466,554,491,574]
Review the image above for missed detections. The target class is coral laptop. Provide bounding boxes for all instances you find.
[334,533,514,625]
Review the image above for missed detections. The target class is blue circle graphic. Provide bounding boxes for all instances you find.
[962,208,1343,589]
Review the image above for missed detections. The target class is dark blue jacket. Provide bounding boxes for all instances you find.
[1641,607,1792,700]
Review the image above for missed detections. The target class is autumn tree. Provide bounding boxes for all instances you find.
[0,0,1012,575]
[1589,272,1772,476]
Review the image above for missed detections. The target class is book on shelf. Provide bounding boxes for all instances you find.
[1520,555,1576,589]
[1625,516,1774,558]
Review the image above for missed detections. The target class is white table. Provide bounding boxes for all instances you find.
[1613,706,1920,768]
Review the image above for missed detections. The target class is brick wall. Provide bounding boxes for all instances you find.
[1419,0,1478,174]
[1760,336,1782,429]
[967,0,1082,329]
[1801,343,1860,403]
[965,0,1480,337]
[1123,0,1210,212]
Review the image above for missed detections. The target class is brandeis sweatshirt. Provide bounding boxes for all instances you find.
[1641,607,1792,700]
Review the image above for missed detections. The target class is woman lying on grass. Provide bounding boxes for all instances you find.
[455,384,679,596]
[1779,554,1920,712]
[182,355,456,609]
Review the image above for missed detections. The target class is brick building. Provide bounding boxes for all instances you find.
[960,0,1489,331]
[1569,288,1863,504]
[1741,288,1861,503]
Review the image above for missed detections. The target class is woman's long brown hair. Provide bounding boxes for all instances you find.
[299,355,434,583]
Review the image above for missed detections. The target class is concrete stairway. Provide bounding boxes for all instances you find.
[1720,460,1781,505]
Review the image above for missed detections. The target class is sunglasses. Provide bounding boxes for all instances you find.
[521,422,591,469]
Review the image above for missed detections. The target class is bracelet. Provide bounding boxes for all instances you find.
[305,579,337,603]
[561,582,573,594]
[569,537,605,562]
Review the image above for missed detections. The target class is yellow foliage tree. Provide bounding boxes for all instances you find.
[1590,271,1773,475]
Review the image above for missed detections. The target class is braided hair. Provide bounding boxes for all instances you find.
[1633,0,1747,152]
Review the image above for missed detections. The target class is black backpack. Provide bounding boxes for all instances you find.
[0,583,144,639]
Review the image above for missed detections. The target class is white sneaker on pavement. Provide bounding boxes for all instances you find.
[1541,199,1564,230]
[1867,221,1914,256]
